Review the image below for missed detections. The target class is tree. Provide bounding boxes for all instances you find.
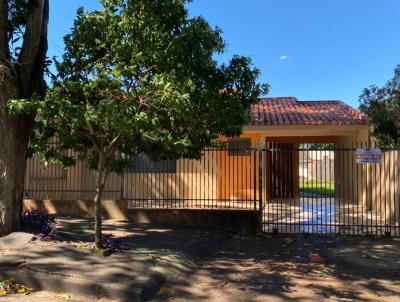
[0,0,49,235]
[360,65,400,146]
[29,0,268,249]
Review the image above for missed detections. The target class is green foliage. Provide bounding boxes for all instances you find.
[300,181,335,197]
[6,98,40,115]
[359,65,400,147]
[31,0,268,171]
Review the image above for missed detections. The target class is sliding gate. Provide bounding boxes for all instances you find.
[262,145,400,236]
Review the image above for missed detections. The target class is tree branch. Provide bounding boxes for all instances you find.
[0,0,8,61]
[77,129,102,154]
[105,135,121,157]
[17,0,45,97]
[29,0,49,98]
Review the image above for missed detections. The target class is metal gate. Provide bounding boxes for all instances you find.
[262,144,400,236]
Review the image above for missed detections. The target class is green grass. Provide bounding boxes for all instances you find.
[300,181,335,197]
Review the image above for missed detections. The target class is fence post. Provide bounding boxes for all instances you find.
[258,148,263,210]
[253,149,257,210]
[257,148,264,233]
[119,170,125,200]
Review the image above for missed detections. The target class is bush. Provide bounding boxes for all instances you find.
[21,209,57,239]
[103,234,121,251]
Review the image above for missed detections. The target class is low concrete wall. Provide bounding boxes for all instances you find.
[126,208,261,235]
[24,199,128,220]
[23,199,261,235]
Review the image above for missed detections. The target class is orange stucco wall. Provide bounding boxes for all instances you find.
[218,133,261,201]
[217,133,338,201]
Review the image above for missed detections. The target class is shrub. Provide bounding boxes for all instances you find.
[21,209,57,240]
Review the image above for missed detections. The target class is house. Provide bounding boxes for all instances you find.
[25,97,400,233]
[219,97,369,200]
[25,96,369,202]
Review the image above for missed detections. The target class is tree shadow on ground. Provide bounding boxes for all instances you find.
[54,216,231,261]
[155,235,400,302]
[0,216,231,302]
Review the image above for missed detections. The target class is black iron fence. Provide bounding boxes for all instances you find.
[263,143,400,237]
[24,144,400,236]
[24,148,262,210]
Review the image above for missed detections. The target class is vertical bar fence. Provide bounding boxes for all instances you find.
[24,148,261,211]
[24,144,400,236]
[262,144,400,236]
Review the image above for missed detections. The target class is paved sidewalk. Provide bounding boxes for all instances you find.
[155,235,400,302]
[0,217,231,302]
[0,291,116,302]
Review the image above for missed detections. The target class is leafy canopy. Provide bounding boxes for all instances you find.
[359,65,400,147]
[29,0,268,169]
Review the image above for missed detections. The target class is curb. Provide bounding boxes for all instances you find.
[0,267,143,302]
[0,250,198,302]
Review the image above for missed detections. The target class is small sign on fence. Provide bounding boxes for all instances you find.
[356,148,381,164]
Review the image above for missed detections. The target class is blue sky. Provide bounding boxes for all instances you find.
[48,0,400,108]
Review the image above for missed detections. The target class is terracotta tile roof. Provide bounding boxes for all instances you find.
[250,97,368,126]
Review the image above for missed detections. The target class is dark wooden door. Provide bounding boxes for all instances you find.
[266,143,294,199]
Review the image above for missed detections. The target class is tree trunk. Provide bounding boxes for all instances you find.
[0,67,30,235]
[94,162,109,250]
[0,0,49,235]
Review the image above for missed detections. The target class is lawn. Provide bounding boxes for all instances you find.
[300,181,335,197]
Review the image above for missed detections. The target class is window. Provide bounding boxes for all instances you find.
[228,138,252,156]
[125,153,177,173]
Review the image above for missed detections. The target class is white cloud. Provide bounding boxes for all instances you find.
[280,55,289,60]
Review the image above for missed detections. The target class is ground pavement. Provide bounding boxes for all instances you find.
[0,291,116,302]
[1,218,399,302]
[0,217,231,302]
[155,235,400,302]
